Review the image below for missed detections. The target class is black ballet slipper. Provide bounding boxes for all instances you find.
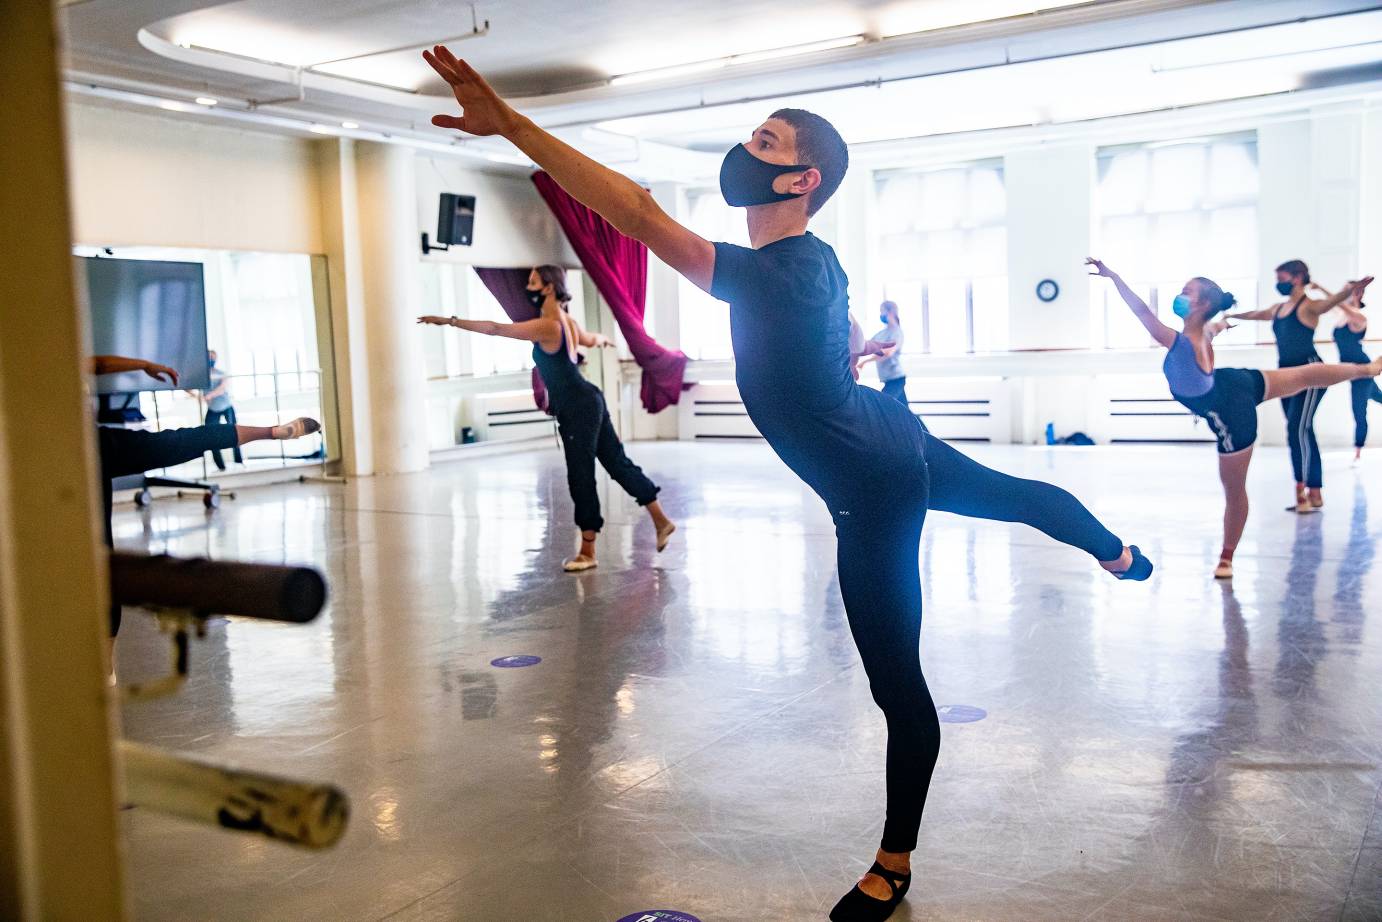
[1113,545,1153,581]
[829,861,911,922]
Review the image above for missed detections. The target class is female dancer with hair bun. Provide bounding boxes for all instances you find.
[1090,258,1379,579]
[419,265,675,572]
[1312,281,1382,460]
[1226,260,1371,512]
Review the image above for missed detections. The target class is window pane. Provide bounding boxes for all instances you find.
[971,277,1009,352]
[917,169,965,231]
[679,191,746,360]
[1098,149,1147,215]
[882,279,924,352]
[1148,145,1207,213]
[1208,142,1259,203]
[928,279,969,355]
[1103,282,1157,349]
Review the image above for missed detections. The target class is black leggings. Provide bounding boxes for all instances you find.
[1281,369,1326,488]
[834,432,1122,853]
[1348,378,1382,448]
[97,424,240,634]
[205,406,243,469]
[555,390,659,533]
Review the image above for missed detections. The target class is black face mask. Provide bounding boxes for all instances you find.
[525,288,545,310]
[719,143,809,207]
[1276,281,1294,297]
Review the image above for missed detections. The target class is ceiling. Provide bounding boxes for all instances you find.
[58,0,1382,179]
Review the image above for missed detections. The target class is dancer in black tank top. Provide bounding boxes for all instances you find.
[1316,282,1382,459]
[419,265,675,571]
[1228,260,1373,512]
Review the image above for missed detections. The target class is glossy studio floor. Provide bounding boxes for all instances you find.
[113,442,1382,922]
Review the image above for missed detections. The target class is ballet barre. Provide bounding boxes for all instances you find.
[110,552,327,700]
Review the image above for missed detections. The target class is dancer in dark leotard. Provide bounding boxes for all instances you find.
[422,45,1151,922]
[1317,283,1382,460]
[1227,260,1370,512]
[419,266,675,572]
[1091,258,1378,579]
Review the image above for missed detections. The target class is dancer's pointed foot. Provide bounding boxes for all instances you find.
[655,520,676,552]
[1102,546,1152,581]
[1308,489,1323,509]
[1214,557,1234,580]
[272,417,321,440]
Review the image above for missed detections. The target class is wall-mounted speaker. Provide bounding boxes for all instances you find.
[438,193,476,246]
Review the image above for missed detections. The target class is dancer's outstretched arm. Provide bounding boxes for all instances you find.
[417,315,553,343]
[423,46,715,293]
[1086,258,1176,348]
[91,354,179,385]
[1298,276,1372,322]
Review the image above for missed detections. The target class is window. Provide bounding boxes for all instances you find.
[874,161,1009,354]
[678,190,747,361]
[1094,134,1259,349]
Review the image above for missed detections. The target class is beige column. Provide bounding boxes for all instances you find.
[0,2,127,919]
[355,141,430,473]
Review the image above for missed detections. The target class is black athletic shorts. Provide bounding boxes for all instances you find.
[1173,367,1266,455]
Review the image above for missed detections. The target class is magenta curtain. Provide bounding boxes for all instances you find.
[531,171,688,414]
[473,266,551,414]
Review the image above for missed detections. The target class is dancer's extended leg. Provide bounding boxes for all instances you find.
[920,432,1146,575]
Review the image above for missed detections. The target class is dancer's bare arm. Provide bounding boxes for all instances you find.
[91,355,179,384]
[1086,258,1176,348]
[417,315,555,343]
[423,46,715,293]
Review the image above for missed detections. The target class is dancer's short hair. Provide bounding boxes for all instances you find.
[1192,276,1237,316]
[1275,259,1311,284]
[769,108,848,216]
[535,265,573,303]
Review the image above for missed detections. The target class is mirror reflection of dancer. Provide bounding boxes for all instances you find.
[1089,258,1379,580]
[202,349,243,470]
[1226,260,1370,512]
[418,265,675,572]
[1315,282,1382,461]
[92,354,320,634]
[422,45,1152,921]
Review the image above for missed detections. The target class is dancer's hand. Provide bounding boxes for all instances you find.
[1348,276,1374,297]
[423,45,521,138]
[593,335,615,348]
[1085,257,1114,277]
[142,362,178,385]
[417,315,454,327]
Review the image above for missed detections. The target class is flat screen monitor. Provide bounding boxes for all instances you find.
[83,257,209,394]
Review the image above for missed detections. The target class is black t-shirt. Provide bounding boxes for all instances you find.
[710,233,926,504]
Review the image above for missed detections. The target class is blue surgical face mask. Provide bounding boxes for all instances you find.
[880,314,889,324]
[1172,294,1193,319]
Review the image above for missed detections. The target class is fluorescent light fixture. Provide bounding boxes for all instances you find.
[308,123,334,134]
[158,100,188,112]
[195,96,218,106]
[879,0,1092,38]
[610,35,864,87]
[341,121,359,129]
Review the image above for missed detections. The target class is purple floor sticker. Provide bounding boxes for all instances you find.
[490,655,542,668]
[937,704,987,723]
[616,913,702,922]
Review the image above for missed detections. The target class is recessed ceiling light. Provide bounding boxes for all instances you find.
[195,97,218,106]
[341,121,359,129]
[609,35,864,87]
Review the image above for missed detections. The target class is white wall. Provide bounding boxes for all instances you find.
[65,102,323,253]
[414,155,576,269]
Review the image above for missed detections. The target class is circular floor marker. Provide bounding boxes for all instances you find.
[938,704,987,723]
[616,913,702,922]
[490,655,542,668]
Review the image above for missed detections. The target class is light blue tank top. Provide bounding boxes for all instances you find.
[1163,334,1213,398]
